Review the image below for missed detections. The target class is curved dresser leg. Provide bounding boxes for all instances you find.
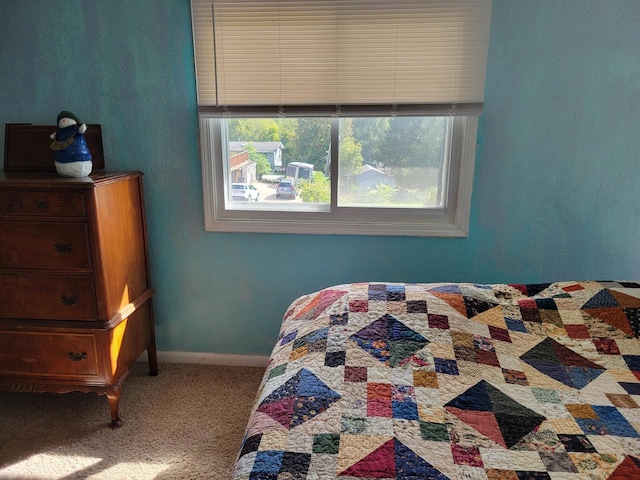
[106,386,123,428]
[147,345,159,377]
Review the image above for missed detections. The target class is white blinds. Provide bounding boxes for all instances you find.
[191,0,492,115]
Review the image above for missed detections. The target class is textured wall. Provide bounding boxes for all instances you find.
[478,1,640,281]
[1,1,639,357]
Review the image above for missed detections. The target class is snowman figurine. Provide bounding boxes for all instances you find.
[49,111,93,177]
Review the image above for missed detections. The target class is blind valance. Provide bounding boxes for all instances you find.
[191,0,492,115]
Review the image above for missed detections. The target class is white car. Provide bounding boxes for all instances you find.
[231,183,260,201]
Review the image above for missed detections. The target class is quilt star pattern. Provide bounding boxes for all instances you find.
[230,281,640,479]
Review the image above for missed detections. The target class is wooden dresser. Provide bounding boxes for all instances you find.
[0,124,157,427]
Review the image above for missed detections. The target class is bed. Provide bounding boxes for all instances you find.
[230,281,640,479]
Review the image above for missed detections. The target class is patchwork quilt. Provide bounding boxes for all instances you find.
[230,281,640,479]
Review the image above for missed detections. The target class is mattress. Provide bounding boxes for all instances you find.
[230,281,640,479]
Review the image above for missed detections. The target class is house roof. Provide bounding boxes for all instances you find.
[358,164,385,176]
[355,164,396,187]
[229,141,284,153]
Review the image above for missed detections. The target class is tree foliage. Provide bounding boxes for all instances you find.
[225,116,447,197]
[374,117,445,169]
[285,118,331,172]
[338,118,364,181]
[245,144,272,177]
[227,118,289,142]
[365,183,399,204]
[352,117,388,165]
[299,171,330,203]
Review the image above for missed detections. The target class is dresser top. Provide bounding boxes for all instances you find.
[0,170,142,189]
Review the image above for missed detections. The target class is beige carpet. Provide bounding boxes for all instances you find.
[0,362,265,480]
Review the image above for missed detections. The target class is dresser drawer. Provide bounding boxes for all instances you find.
[0,191,86,217]
[0,274,97,321]
[0,222,91,270]
[0,331,99,377]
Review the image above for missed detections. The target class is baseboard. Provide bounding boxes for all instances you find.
[137,350,269,368]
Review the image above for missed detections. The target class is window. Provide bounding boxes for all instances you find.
[191,0,492,237]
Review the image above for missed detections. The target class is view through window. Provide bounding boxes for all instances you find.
[225,117,450,211]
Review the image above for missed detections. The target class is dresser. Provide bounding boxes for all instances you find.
[0,124,157,428]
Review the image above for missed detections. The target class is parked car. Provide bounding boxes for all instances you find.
[276,179,297,199]
[231,183,260,201]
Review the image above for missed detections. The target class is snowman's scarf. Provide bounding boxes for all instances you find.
[50,126,78,151]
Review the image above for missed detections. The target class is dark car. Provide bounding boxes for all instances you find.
[276,179,297,199]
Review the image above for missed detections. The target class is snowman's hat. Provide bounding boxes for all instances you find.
[57,111,80,125]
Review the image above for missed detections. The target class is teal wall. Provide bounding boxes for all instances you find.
[1,1,639,357]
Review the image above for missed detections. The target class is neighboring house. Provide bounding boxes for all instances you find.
[354,164,395,189]
[229,141,284,171]
[229,150,257,183]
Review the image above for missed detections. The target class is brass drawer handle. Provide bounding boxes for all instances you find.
[54,244,73,254]
[68,351,87,362]
[35,201,49,211]
[61,295,79,306]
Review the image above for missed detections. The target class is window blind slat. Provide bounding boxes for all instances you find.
[191,0,492,110]
[198,103,483,118]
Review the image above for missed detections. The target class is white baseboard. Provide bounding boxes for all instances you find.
[137,350,269,368]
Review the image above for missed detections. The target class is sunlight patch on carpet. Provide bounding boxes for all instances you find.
[0,453,170,479]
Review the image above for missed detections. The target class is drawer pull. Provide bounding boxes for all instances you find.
[68,351,87,362]
[35,201,50,210]
[61,295,79,306]
[54,244,73,254]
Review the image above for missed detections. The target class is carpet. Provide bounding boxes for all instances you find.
[0,362,264,479]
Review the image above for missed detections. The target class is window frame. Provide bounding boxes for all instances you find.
[199,115,478,237]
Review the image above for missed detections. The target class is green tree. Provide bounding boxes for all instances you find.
[285,118,331,172]
[245,144,271,177]
[375,117,445,169]
[352,117,389,164]
[365,183,399,205]
[338,119,364,190]
[228,119,282,142]
[299,171,330,203]
[372,117,446,192]
[376,117,423,168]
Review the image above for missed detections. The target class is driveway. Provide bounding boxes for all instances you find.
[254,180,301,203]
